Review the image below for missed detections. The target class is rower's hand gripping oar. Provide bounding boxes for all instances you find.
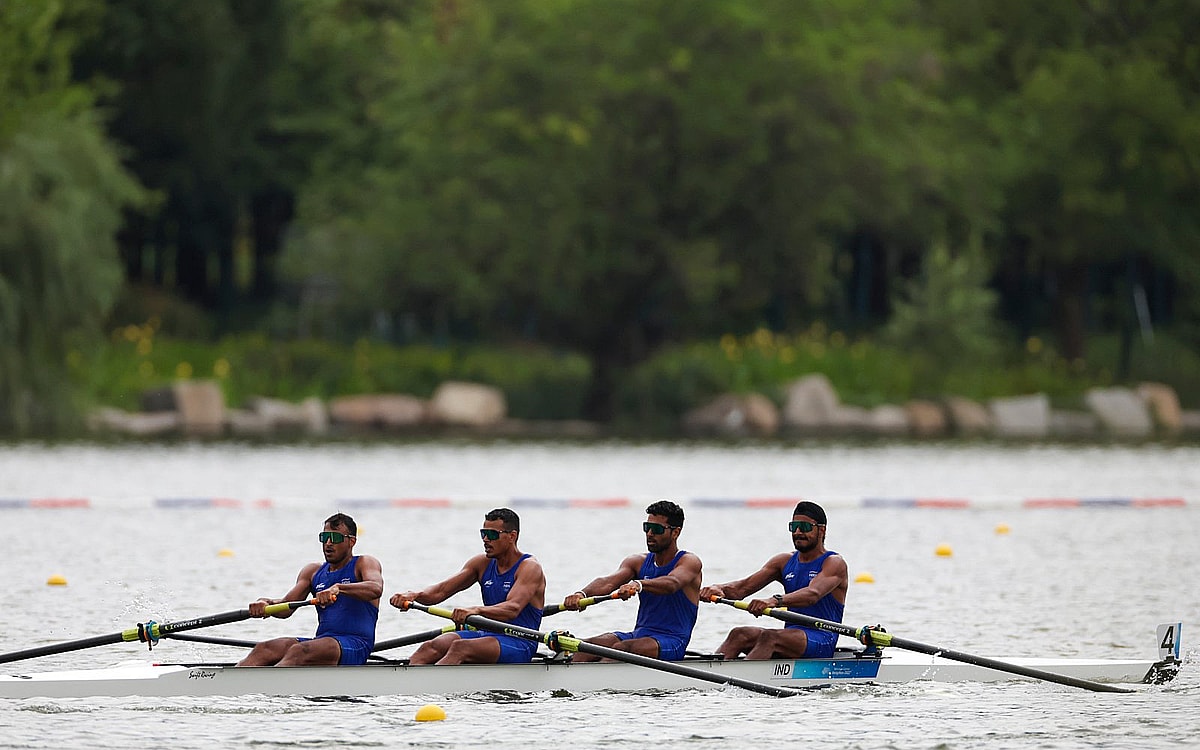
[708,596,1136,694]
[398,600,801,697]
[544,592,622,617]
[0,600,315,666]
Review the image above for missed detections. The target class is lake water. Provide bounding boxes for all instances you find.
[1,440,1197,749]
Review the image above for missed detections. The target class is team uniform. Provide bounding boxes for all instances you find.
[455,554,543,663]
[612,550,698,660]
[304,555,379,665]
[781,549,844,658]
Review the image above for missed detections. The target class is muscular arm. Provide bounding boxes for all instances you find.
[573,554,644,599]
[404,556,487,606]
[777,553,847,609]
[335,555,383,605]
[469,557,545,622]
[250,562,320,618]
[699,552,790,601]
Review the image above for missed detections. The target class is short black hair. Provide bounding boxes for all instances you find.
[485,507,520,531]
[325,512,357,535]
[646,500,684,528]
[792,501,826,525]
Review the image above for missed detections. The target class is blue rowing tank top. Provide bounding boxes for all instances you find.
[480,554,543,631]
[781,550,844,628]
[633,550,698,640]
[311,556,378,645]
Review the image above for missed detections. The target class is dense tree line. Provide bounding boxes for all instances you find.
[1,0,1197,429]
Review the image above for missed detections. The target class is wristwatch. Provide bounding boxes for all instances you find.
[772,594,785,606]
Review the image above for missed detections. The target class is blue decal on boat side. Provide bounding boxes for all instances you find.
[778,659,882,680]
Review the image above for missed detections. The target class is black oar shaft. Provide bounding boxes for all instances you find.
[409,603,798,697]
[714,598,1134,694]
[0,601,312,666]
[371,626,456,653]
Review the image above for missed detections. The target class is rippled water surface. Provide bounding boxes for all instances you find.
[1,441,1198,749]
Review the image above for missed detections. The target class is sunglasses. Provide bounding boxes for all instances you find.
[479,528,512,541]
[318,531,355,544]
[789,521,824,533]
[643,522,678,535]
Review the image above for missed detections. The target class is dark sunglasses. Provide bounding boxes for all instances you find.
[318,531,354,544]
[480,528,511,541]
[643,522,678,535]
[789,520,823,533]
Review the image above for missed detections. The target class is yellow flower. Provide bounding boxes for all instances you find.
[175,362,193,379]
[213,358,230,378]
[1025,336,1043,354]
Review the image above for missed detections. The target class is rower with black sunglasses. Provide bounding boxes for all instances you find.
[561,500,702,662]
[699,501,848,660]
[238,513,384,666]
[389,508,546,665]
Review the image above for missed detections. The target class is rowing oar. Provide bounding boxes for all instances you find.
[404,601,799,697]
[709,597,1135,694]
[166,626,456,663]
[371,625,458,653]
[543,592,622,616]
[0,600,315,666]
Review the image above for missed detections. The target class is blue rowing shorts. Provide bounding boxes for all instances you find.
[456,630,538,663]
[299,634,374,665]
[612,629,690,661]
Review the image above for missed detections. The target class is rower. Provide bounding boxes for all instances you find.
[699,500,848,660]
[561,500,702,662]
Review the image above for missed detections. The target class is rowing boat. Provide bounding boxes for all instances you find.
[0,628,1180,700]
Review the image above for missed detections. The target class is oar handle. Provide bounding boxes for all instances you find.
[544,592,622,616]
[708,597,1135,694]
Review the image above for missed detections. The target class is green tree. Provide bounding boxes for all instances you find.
[0,0,145,433]
[282,0,978,419]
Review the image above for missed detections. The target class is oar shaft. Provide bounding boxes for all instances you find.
[0,600,312,666]
[409,603,798,697]
[371,625,457,653]
[713,598,1134,694]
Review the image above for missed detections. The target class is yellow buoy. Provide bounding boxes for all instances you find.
[935,543,954,557]
[47,574,68,586]
[415,703,447,722]
[854,572,875,584]
[994,523,1011,535]
[217,548,236,557]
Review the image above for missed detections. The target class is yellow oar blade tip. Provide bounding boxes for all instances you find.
[935,543,954,557]
[217,548,235,558]
[415,704,447,722]
[46,574,68,586]
[854,571,875,584]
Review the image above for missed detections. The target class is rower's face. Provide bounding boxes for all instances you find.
[643,515,679,553]
[479,520,515,558]
[320,523,356,563]
[789,515,824,553]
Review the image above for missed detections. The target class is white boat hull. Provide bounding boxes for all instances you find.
[0,649,1176,700]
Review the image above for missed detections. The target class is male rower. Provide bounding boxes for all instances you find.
[699,500,847,659]
[561,500,702,661]
[390,507,545,665]
[238,512,384,666]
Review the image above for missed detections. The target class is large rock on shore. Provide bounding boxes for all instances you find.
[781,374,840,430]
[1137,382,1182,434]
[944,397,992,436]
[329,394,426,429]
[989,394,1050,438]
[682,393,779,437]
[172,380,226,436]
[1085,387,1153,438]
[428,381,507,427]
